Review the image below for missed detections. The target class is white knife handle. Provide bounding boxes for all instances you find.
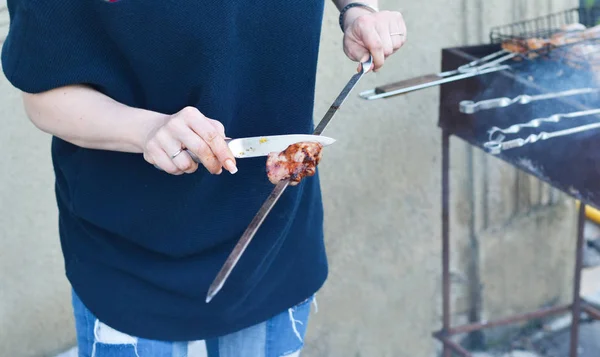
[153,139,236,171]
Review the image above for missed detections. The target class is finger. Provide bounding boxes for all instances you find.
[397,12,407,43]
[166,119,217,173]
[169,150,194,174]
[375,15,394,59]
[155,129,197,173]
[391,13,407,52]
[343,37,370,72]
[194,143,223,175]
[360,27,385,71]
[389,30,405,54]
[186,116,237,174]
[169,145,198,174]
[177,128,223,175]
[153,149,182,175]
[145,140,180,174]
[143,151,155,165]
[389,21,405,53]
[377,26,394,59]
[177,151,199,174]
[390,34,404,53]
[171,107,232,174]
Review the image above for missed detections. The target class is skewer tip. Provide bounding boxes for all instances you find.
[205,280,223,303]
[205,288,216,303]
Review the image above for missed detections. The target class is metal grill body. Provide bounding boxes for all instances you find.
[439,43,600,204]
[436,42,600,357]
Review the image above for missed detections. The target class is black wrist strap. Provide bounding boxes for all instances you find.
[339,2,378,32]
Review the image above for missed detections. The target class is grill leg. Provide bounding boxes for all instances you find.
[569,202,585,357]
[442,130,451,357]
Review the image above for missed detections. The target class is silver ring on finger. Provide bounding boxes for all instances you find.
[171,149,183,159]
[390,32,404,36]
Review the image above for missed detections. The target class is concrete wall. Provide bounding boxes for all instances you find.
[306,0,578,356]
[0,0,580,356]
[0,4,77,357]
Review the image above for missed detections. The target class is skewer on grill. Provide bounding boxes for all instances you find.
[484,121,600,155]
[500,23,600,54]
[486,108,600,142]
[359,64,511,100]
[360,22,600,100]
[359,47,531,100]
[460,88,600,114]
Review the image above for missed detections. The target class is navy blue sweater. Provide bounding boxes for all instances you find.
[3,0,328,340]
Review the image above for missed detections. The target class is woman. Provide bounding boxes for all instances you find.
[2,1,406,356]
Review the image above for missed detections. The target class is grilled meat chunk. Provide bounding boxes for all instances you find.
[501,38,548,59]
[500,23,600,57]
[266,142,323,185]
[501,39,531,54]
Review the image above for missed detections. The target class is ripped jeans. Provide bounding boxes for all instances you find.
[72,290,316,357]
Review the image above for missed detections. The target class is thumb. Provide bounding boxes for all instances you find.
[357,52,372,72]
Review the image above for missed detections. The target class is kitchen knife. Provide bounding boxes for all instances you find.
[205,55,374,303]
[154,134,335,170]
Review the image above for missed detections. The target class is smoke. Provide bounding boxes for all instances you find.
[461,43,600,203]
[469,45,600,136]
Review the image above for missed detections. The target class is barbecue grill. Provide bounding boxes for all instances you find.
[362,7,600,357]
[360,7,600,101]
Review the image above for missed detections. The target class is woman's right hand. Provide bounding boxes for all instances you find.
[142,106,238,175]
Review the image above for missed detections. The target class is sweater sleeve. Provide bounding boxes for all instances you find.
[2,0,125,95]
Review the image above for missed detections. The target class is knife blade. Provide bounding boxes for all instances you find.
[205,55,373,303]
[228,134,336,158]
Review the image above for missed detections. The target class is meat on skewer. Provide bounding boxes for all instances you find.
[266,142,323,185]
[501,38,549,58]
[500,23,600,54]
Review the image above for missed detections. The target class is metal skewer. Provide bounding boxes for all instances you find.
[460,88,599,114]
[360,31,590,100]
[359,64,511,100]
[458,51,517,72]
[484,121,600,154]
[358,49,518,100]
[486,108,600,141]
[456,50,514,72]
[205,56,374,303]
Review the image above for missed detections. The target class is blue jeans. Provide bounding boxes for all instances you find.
[72,290,316,357]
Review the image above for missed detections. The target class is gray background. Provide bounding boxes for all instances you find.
[0,0,582,356]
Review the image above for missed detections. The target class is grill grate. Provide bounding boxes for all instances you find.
[488,7,600,70]
[489,7,600,43]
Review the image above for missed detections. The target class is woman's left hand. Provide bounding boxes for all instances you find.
[342,9,407,72]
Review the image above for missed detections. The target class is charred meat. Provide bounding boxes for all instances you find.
[501,37,555,57]
[266,142,323,185]
[500,23,600,57]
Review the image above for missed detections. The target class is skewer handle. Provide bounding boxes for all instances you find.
[373,73,442,95]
